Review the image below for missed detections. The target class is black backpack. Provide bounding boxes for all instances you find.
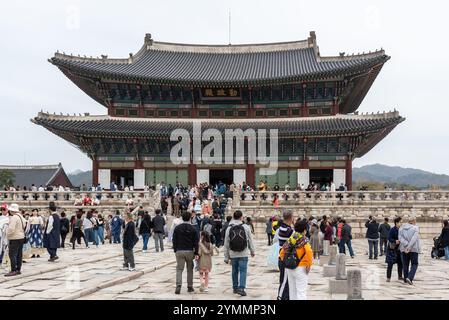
[283,244,306,270]
[229,224,247,252]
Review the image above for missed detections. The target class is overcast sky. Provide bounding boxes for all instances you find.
[1,0,448,174]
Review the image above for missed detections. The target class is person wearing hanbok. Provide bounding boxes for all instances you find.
[26,209,44,258]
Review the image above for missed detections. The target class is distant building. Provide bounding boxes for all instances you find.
[0,163,73,189]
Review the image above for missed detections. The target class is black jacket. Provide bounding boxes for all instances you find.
[378,223,391,239]
[341,224,352,241]
[365,220,380,239]
[152,215,165,233]
[172,222,199,255]
[60,217,70,234]
[139,216,152,235]
[440,227,449,248]
[123,221,138,250]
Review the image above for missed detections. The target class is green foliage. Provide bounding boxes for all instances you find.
[0,170,15,188]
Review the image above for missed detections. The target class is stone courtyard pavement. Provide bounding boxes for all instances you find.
[0,238,448,300]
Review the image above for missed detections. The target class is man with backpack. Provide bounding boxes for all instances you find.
[279,219,313,300]
[223,210,255,297]
[277,210,294,300]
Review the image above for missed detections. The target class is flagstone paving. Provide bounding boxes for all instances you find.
[1,238,448,300]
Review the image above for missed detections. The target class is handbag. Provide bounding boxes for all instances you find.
[20,216,28,244]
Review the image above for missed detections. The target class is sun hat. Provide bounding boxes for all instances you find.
[7,203,20,213]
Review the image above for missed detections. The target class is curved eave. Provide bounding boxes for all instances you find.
[31,113,404,142]
[49,54,389,88]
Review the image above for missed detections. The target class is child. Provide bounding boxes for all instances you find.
[122,213,139,271]
[198,231,216,292]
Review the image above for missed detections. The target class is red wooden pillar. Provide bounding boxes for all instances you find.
[188,164,197,186]
[246,164,255,189]
[92,158,99,186]
[345,158,352,191]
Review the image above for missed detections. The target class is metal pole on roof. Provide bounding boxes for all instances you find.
[228,9,232,45]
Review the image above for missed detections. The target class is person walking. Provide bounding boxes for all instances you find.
[83,211,97,248]
[71,212,87,249]
[96,214,105,245]
[309,219,320,260]
[43,202,61,262]
[266,217,273,246]
[27,209,44,258]
[198,231,216,292]
[122,213,139,271]
[5,204,26,277]
[378,218,391,256]
[223,210,255,297]
[277,210,294,300]
[399,216,421,285]
[0,205,9,267]
[365,216,380,259]
[139,212,152,253]
[152,209,166,252]
[386,217,404,282]
[172,210,199,294]
[279,219,313,300]
[59,212,70,248]
[339,220,355,258]
[439,220,449,261]
[110,211,123,244]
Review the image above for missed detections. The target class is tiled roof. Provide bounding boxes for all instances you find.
[50,32,389,86]
[32,112,404,138]
[0,164,72,188]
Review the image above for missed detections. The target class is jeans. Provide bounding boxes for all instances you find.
[85,228,97,245]
[142,233,150,250]
[8,239,24,272]
[175,251,194,288]
[339,239,355,257]
[154,233,164,252]
[112,230,121,244]
[97,226,105,244]
[61,232,68,248]
[368,239,379,258]
[231,257,248,290]
[267,233,273,246]
[380,238,388,255]
[445,246,449,260]
[402,252,419,281]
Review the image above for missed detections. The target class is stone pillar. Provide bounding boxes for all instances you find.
[347,270,363,300]
[329,245,337,265]
[335,254,347,280]
[322,240,330,256]
[92,158,99,186]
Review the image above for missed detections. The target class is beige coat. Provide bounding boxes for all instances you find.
[198,242,214,271]
[6,214,26,240]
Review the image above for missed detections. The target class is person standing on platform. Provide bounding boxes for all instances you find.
[277,210,294,300]
[386,217,403,282]
[173,210,199,294]
[43,202,61,262]
[378,217,391,256]
[224,210,255,297]
[111,211,123,244]
[152,209,165,252]
[399,216,421,285]
[5,204,26,277]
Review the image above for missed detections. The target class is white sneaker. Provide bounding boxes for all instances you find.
[204,288,209,292]
[128,267,136,271]
[142,250,147,253]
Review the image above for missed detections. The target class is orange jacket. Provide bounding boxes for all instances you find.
[279,242,313,268]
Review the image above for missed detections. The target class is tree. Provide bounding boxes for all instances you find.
[0,169,15,188]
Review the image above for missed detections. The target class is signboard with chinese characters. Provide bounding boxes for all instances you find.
[200,88,241,100]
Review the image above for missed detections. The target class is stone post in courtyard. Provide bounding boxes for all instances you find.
[347,269,363,300]
[322,240,330,256]
[335,253,347,280]
[323,245,338,277]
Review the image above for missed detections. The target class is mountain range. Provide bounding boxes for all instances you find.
[67,164,449,189]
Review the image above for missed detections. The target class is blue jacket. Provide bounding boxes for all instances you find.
[111,216,123,233]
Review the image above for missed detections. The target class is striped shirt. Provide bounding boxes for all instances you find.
[278,222,294,247]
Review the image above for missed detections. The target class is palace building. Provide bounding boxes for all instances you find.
[33,32,404,190]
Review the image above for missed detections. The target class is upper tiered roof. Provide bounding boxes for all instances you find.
[50,32,389,87]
